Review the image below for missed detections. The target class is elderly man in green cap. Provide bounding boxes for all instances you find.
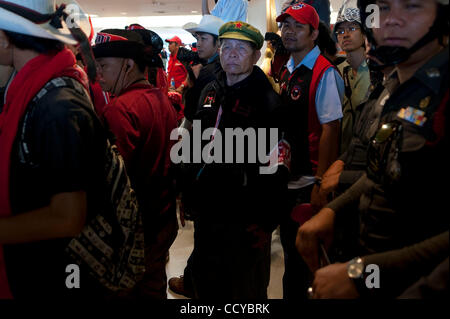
[180,21,289,299]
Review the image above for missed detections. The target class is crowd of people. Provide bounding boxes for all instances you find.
[0,0,448,300]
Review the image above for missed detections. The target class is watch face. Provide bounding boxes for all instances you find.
[348,258,364,279]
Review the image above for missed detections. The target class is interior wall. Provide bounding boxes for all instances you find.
[248,0,270,65]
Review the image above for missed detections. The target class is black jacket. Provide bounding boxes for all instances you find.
[183,54,222,122]
[183,66,288,231]
[5,77,107,298]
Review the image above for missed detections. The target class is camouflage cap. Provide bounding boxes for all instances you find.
[336,8,361,25]
[334,0,362,37]
[219,21,264,50]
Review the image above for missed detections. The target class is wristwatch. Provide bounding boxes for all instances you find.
[347,257,366,295]
[347,257,364,279]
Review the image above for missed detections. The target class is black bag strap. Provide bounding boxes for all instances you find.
[19,77,89,165]
[343,65,355,115]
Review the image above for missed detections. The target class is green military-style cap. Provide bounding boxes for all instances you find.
[219,21,264,50]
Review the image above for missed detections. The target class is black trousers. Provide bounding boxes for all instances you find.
[279,185,314,300]
[190,218,271,299]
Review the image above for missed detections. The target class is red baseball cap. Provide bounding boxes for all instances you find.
[165,36,183,46]
[276,2,320,30]
[126,24,146,30]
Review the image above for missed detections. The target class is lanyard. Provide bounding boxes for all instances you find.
[196,105,223,180]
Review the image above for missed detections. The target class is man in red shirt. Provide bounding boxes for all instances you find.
[166,35,188,90]
[93,29,178,299]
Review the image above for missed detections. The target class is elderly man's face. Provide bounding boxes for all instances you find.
[220,39,259,79]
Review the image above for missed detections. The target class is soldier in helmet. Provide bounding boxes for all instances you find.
[297,0,449,298]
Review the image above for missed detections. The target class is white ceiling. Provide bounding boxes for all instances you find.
[77,0,345,18]
[76,0,345,46]
[77,0,208,17]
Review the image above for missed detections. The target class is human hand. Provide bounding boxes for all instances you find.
[320,172,341,194]
[175,84,185,94]
[296,207,335,272]
[310,184,327,212]
[310,262,359,299]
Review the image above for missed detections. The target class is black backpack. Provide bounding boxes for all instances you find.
[21,77,145,292]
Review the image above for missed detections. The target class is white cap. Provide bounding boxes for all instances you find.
[183,15,225,37]
[0,0,90,45]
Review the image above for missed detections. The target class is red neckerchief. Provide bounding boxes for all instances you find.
[90,80,110,116]
[0,48,88,299]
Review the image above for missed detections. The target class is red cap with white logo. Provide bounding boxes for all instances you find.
[276,2,320,30]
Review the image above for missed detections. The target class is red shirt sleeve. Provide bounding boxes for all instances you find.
[102,100,140,167]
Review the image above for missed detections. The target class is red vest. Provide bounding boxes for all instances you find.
[280,54,335,175]
[308,55,335,172]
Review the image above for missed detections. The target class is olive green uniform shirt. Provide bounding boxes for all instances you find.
[328,47,449,261]
[338,59,371,154]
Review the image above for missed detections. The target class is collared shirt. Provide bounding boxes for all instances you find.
[208,52,219,64]
[286,46,344,125]
[338,59,371,154]
[285,46,344,189]
[211,0,248,22]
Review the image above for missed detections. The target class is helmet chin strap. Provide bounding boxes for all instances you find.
[370,14,443,68]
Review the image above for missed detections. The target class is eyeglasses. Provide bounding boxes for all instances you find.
[335,26,360,37]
